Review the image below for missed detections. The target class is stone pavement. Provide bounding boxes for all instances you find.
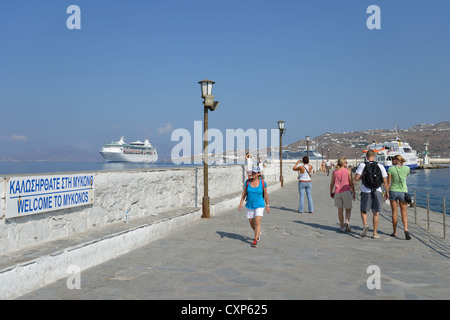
[20,173,450,300]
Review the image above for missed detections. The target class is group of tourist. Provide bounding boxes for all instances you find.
[237,150,411,248]
[330,150,411,240]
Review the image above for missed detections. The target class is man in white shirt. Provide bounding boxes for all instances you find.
[355,150,389,239]
[325,160,332,176]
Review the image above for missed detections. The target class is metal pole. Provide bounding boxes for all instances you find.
[202,105,210,218]
[306,139,309,158]
[443,197,446,239]
[414,190,417,224]
[279,131,283,187]
[427,192,430,230]
[316,149,318,172]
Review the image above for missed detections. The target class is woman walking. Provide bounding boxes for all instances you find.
[330,158,355,232]
[293,156,314,214]
[387,155,411,240]
[238,166,270,247]
[245,152,253,179]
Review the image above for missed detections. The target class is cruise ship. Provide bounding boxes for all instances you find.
[365,138,418,170]
[100,136,158,163]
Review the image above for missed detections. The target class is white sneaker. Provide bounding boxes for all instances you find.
[361,225,369,237]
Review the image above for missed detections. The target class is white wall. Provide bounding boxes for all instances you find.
[0,161,298,255]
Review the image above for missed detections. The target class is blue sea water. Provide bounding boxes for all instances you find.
[406,166,450,214]
[0,161,197,175]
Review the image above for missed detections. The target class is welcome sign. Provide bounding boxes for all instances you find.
[6,173,94,219]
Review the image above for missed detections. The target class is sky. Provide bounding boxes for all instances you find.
[1,0,449,155]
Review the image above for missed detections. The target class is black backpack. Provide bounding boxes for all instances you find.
[361,162,384,197]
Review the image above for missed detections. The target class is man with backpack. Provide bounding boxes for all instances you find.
[355,150,389,239]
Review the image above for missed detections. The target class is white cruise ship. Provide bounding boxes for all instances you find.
[100,136,158,163]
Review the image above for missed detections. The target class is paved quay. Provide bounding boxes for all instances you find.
[20,173,450,300]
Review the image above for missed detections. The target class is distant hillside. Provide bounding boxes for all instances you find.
[286,121,450,159]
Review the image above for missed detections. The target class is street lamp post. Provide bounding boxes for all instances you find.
[306,136,310,158]
[198,79,219,218]
[278,120,286,187]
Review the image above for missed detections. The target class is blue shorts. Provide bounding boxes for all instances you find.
[389,191,406,202]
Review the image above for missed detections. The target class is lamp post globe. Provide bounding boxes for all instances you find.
[198,79,215,98]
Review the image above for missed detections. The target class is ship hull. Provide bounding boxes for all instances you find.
[100,151,158,163]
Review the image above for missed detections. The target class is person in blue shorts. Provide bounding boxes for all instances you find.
[238,166,270,247]
[387,155,411,240]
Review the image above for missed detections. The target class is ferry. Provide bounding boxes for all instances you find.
[364,138,418,170]
[100,136,158,163]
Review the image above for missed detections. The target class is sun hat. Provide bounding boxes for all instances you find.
[251,166,261,173]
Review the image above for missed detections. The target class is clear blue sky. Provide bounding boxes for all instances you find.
[1,0,449,154]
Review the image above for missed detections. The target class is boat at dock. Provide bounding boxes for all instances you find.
[365,138,418,170]
[100,136,158,163]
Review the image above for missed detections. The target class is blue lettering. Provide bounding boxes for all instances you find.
[17,199,25,213]
[24,199,31,212]
[33,196,52,210]
[63,193,70,206]
[16,181,22,194]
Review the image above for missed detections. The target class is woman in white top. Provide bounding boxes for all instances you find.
[245,152,253,179]
[293,156,314,213]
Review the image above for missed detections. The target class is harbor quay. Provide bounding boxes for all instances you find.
[6,170,449,300]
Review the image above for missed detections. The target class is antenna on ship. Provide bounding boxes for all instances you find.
[393,121,400,141]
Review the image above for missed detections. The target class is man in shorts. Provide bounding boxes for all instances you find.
[325,160,332,176]
[355,150,389,239]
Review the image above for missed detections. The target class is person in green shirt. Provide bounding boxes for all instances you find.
[387,155,411,240]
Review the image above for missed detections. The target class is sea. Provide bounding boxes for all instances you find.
[0,161,196,175]
[0,161,449,214]
[407,166,450,214]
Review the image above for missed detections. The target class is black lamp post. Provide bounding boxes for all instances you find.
[306,136,310,158]
[198,79,219,218]
[278,120,286,187]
